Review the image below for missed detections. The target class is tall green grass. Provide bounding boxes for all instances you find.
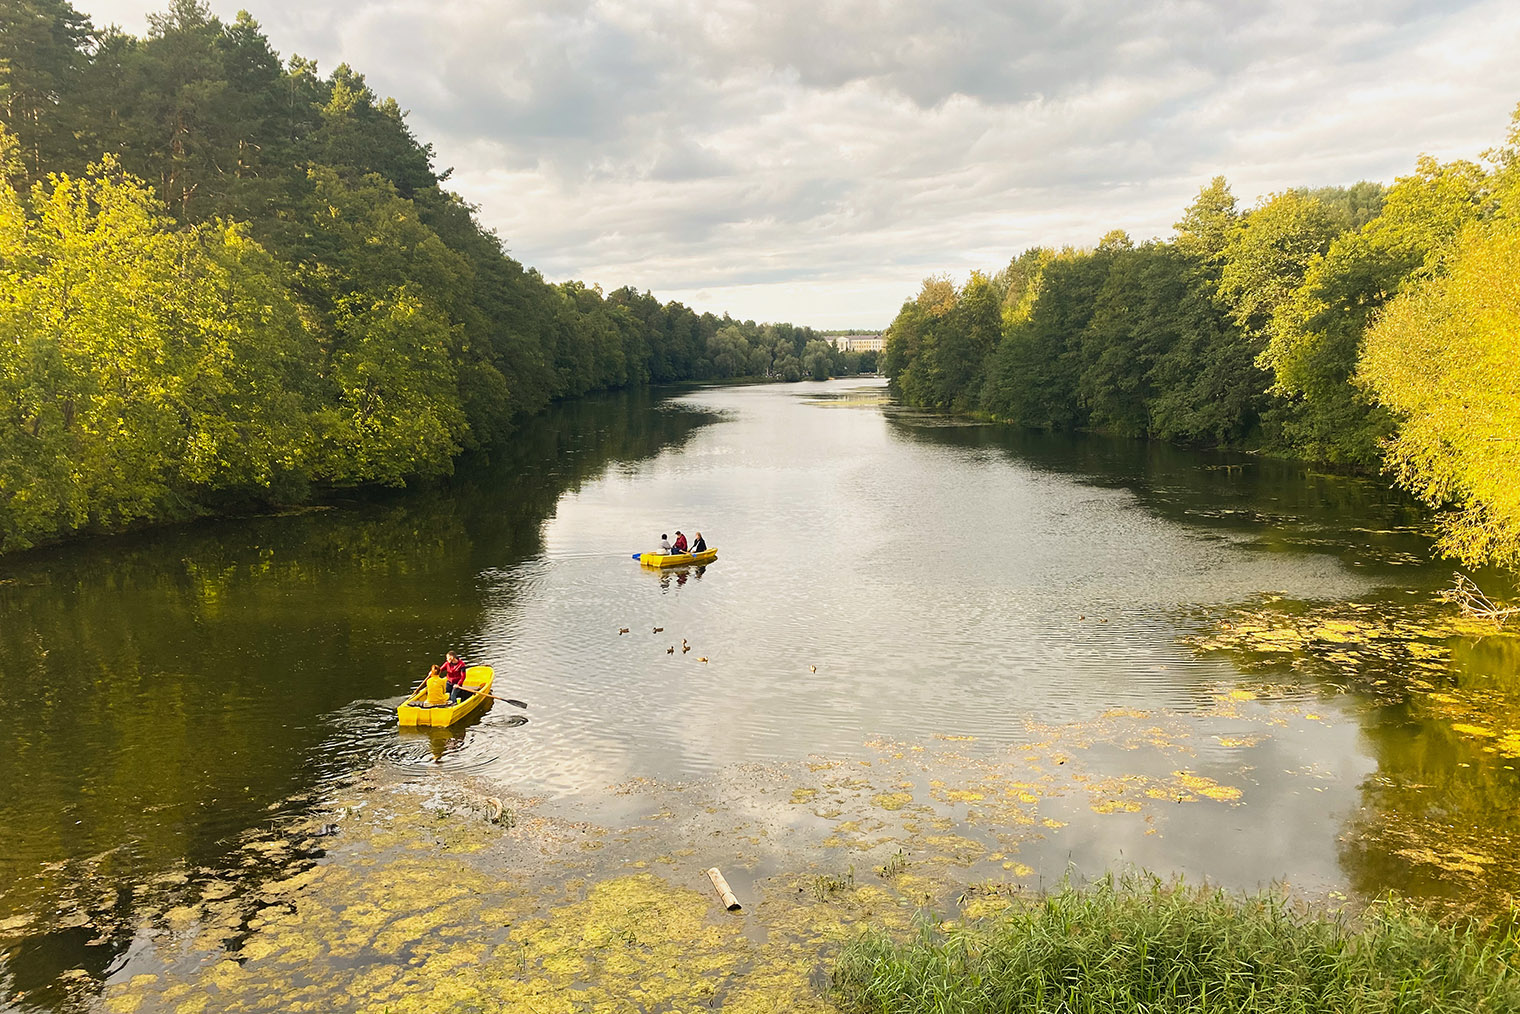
[833,875,1520,1013]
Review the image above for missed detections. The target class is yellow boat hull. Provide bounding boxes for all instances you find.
[637,549,717,568]
[398,666,494,727]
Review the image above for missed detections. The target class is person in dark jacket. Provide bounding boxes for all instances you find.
[691,532,707,553]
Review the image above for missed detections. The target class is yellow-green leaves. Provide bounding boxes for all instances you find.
[1360,216,1520,569]
[0,162,312,550]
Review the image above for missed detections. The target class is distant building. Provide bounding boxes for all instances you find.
[828,332,885,353]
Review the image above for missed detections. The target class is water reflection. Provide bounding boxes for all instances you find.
[1183,591,1520,914]
[0,389,716,1008]
[650,564,709,591]
[879,406,1446,583]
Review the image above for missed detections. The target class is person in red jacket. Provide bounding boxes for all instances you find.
[672,530,688,553]
[442,651,472,704]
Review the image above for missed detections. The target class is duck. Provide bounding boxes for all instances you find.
[618,627,630,635]
[653,626,664,633]
[697,656,709,663]
[666,646,675,654]
[809,665,817,672]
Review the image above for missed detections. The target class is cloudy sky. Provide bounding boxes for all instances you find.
[82,1,1520,327]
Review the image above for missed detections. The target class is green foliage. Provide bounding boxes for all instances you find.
[1173,176,1237,263]
[890,244,1260,443]
[0,161,312,548]
[833,875,1520,1014]
[1217,189,1345,335]
[1260,160,1482,465]
[0,0,93,183]
[802,338,834,380]
[1360,215,1520,570]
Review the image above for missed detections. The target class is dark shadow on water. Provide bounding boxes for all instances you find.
[0,388,718,1009]
[881,406,1518,596]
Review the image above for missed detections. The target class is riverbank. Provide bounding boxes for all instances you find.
[834,875,1520,1014]
[77,706,1520,1014]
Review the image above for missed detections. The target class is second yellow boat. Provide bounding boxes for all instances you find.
[635,549,717,568]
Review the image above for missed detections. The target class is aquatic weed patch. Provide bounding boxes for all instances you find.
[1189,595,1520,752]
[1186,594,1520,911]
[833,876,1520,1014]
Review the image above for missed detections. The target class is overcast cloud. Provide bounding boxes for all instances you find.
[85,0,1520,326]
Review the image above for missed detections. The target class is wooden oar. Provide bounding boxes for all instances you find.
[472,689,527,708]
[437,684,527,709]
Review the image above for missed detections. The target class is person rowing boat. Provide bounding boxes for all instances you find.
[442,651,473,704]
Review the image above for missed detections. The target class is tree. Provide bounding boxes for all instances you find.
[0,0,93,182]
[1217,190,1343,336]
[1359,216,1520,568]
[979,250,1103,429]
[802,339,833,380]
[1263,157,1485,464]
[0,158,312,549]
[1174,176,1237,264]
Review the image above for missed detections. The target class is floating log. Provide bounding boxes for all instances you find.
[705,867,742,911]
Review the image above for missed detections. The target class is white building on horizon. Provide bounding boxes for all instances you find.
[828,333,885,353]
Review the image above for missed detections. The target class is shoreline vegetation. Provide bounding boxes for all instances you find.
[0,0,878,556]
[833,875,1520,1014]
[882,105,1520,572]
[81,758,1520,1014]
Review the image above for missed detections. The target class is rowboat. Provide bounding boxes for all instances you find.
[634,549,717,568]
[398,665,494,727]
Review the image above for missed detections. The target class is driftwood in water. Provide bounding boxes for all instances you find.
[705,867,742,911]
[1442,572,1520,628]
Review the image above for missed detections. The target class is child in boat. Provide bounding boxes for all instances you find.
[691,532,706,553]
[672,531,688,553]
[442,652,472,704]
[423,665,448,708]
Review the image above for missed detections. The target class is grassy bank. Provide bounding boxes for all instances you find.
[833,875,1520,1014]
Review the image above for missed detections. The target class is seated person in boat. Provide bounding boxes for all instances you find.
[656,534,672,554]
[442,651,472,704]
[691,531,706,553]
[420,665,447,708]
[672,530,688,553]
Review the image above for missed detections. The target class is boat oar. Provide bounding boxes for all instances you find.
[459,687,527,709]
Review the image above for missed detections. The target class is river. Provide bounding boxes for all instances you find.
[3,378,1518,1011]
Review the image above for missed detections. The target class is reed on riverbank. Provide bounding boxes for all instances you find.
[832,874,1520,1014]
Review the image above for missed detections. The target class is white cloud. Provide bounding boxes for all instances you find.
[78,0,1520,326]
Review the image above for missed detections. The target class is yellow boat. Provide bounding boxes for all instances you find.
[635,549,717,568]
[398,665,494,727]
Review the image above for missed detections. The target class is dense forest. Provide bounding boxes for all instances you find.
[0,0,874,553]
[884,111,1520,570]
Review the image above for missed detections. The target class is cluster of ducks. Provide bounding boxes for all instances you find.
[617,626,818,671]
[619,625,707,662]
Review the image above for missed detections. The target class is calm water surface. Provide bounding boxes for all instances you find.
[3,379,1518,1008]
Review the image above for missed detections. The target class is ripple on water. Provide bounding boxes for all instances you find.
[317,698,527,777]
